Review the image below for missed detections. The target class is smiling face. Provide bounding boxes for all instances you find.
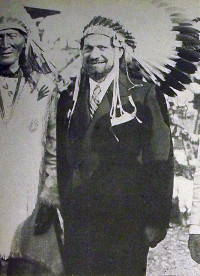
[0,29,25,67]
[82,34,116,82]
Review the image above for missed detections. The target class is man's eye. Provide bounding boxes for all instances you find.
[98,46,107,50]
[84,46,92,52]
[8,34,17,39]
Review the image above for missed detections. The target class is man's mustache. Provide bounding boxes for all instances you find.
[0,47,14,54]
[87,58,108,64]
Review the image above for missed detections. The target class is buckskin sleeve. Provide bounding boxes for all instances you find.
[39,88,60,208]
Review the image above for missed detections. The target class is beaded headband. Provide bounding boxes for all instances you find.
[82,25,125,45]
[0,17,28,34]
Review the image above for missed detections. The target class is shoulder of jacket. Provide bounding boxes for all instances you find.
[31,71,56,89]
[58,77,76,101]
[130,82,156,104]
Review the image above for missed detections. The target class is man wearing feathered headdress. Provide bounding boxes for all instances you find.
[52,15,174,275]
[0,4,64,275]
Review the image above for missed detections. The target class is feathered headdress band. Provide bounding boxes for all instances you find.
[82,16,136,50]
[0,17,28,34]
[82,25,125,46]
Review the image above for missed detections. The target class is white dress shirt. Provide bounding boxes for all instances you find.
[89,69,115,104]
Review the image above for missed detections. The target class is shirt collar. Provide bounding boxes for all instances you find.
[89,68,115,100]
[10,64,20,74]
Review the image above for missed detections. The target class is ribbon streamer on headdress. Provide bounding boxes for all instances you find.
[110,47,142,126]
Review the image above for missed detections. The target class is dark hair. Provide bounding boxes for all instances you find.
[18,48,36,85]
[19,39,46,86]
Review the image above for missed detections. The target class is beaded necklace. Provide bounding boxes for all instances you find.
[0,75,26,125]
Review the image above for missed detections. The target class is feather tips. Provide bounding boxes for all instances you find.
[147,10,200,96]
[132,5,200,96]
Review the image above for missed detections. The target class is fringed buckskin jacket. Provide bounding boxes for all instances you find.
[5,71,64,274]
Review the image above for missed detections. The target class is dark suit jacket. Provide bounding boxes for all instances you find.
[56,71,174,273]
[57,71,173,229]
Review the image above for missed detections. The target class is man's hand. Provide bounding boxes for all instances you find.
[144,226,167,248]
[188,234,200,264]
[34,203,57,235]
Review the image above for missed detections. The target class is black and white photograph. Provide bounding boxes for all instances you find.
[1,0,200,275]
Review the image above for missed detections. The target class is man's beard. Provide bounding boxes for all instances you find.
[89,70,107,81]
[86,65,114,82]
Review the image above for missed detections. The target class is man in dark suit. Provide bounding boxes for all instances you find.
[57,16,174,276]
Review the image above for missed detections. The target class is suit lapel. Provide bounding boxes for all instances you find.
[67,75,90,141]
[68,71,144,142]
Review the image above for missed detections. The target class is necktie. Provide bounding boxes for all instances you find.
[90,84,101,118]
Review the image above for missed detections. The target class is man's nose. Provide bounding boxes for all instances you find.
[90,47,101,59]
[0,36,10,48]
